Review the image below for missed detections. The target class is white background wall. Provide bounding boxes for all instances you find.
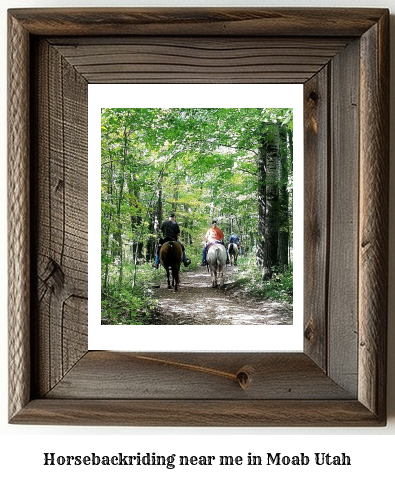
[1,0,394,476]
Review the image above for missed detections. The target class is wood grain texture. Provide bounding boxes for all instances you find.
[303,67,329,371]
[327,39,359,395]
[8,13,31,421]
[8,8,387,37]
[46,352,354,400]
[7,8,389,426]
[11,399,384,427]
[359,11,389,420]
[31,39,88,397]
[49,37,350,84]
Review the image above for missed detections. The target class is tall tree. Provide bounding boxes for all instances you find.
[278,123,290,268]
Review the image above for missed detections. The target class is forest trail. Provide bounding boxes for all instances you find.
[152,266,292,325]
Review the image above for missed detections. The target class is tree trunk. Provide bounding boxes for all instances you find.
[101,158,113,291]
[278,123,289,268]
[115,126,129,290]
[172,175,179,213]
[256,139,266,267]
[262,122,280,279]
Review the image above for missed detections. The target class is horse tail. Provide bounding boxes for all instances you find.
[169,241,180,286]
[169,241,176,264]
[216,247,222,266]
[164,241,173,264]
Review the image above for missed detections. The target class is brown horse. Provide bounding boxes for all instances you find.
[159,241,183,291]
[227,242,239,265]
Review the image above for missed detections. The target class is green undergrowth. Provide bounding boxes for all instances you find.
[231,253,293,303]
[101,262,160,325]
[101,256,199,325]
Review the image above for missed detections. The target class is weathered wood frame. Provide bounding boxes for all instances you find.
[8,8,389,426]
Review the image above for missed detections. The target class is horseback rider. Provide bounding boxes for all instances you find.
[200,220,229,266]
[229,231,241,254]
[154,213,191,268]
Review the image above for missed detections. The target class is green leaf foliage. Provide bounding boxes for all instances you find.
[101,108,294,323]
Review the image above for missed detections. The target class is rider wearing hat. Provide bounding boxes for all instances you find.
[154,213,191,268]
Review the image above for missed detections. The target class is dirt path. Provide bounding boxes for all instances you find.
[152,266,292,325]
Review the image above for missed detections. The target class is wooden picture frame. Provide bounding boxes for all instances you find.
[8,8,389,426]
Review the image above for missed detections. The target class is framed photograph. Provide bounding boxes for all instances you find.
[8,8,389,426]
[89,83,304,352]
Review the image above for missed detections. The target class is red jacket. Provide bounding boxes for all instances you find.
[205,226,224,242]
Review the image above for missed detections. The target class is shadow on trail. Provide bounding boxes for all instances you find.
[152,266,292,325]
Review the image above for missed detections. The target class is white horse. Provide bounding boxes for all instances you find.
[206,242,227,288]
